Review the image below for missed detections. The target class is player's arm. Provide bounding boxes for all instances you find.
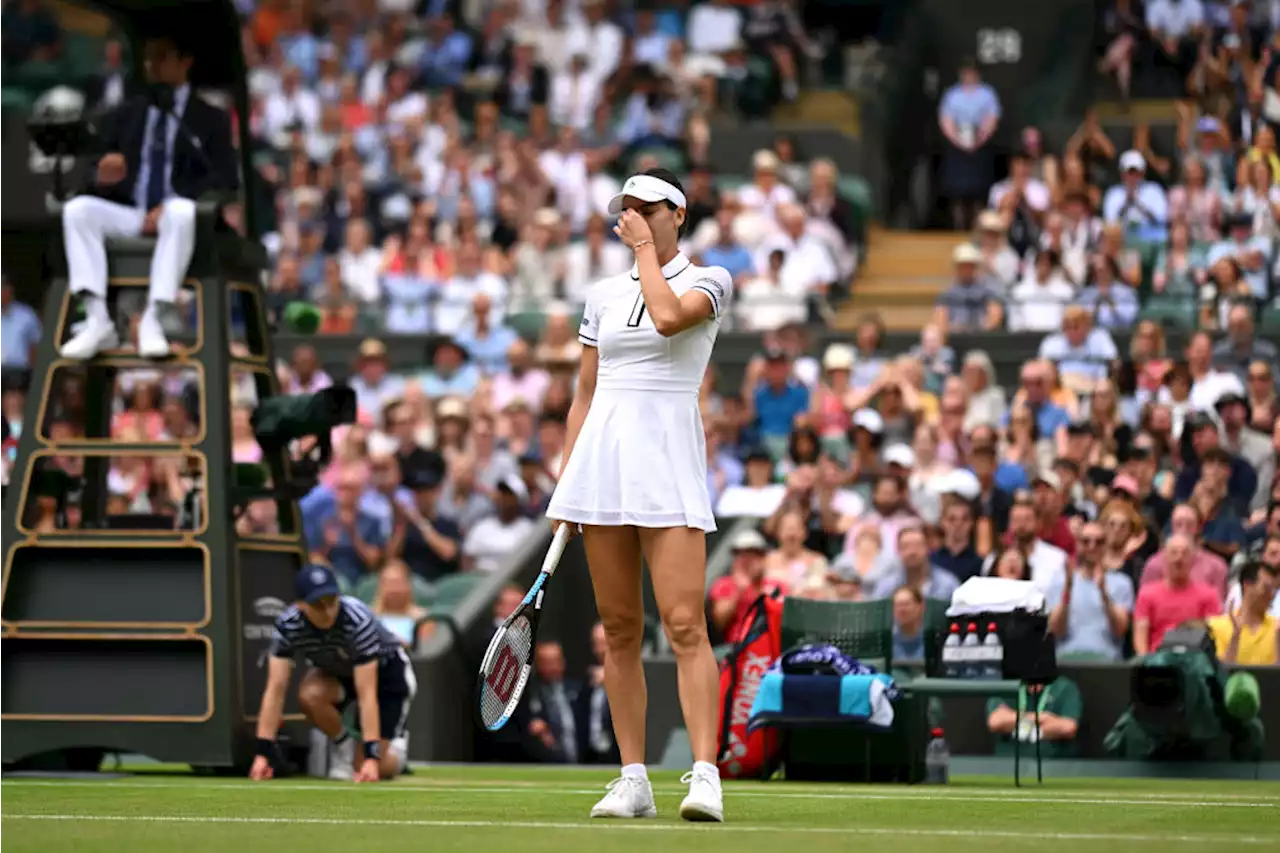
[352,659,382,782]
[633,243,718,337]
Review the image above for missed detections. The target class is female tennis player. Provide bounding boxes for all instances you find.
[547,168,732,822]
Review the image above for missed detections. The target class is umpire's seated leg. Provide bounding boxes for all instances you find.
[59,194,197,361]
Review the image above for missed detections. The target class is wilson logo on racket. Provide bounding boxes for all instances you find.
[485,645,522,704]
[475,525,572,732]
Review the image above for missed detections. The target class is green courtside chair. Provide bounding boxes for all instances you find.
[1260,299,1280,333]
[780,597,894,670]
[506,310,547,340]
[773,598,927,782]
[430,572,484,614]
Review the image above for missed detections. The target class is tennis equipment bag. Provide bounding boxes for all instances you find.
[716,593,783,779]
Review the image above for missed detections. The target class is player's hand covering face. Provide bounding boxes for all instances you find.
[614,208,658,248]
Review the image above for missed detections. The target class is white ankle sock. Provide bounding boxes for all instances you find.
[621,763,647,780]
[692,760,719,778]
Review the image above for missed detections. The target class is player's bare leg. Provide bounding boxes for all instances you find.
[641,525,723,822]
[581,524,655,818]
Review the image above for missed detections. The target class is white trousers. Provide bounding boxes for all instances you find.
[62,195,196,305]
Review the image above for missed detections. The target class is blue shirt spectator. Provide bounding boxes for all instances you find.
[617,92,685,146]
[419,362,483,399]
[938,81,1001,143]
[279,31,322,84]
[1,286,41,369]
[892,624,925,662]
[753,378,809,440]
[418,23,473,89]
[701,243,754,282]
[936,248,1002,331]
[301,485,388,584]
[870,563,960,601]
[1044,567,1135,661]
[1102,150,1169,227]
[456,324,519,375]
[1207,232,1272,299]
[1038,323,1119,383]
[382,273,438,334]
[1078,283,1140,331]
[707,450,745,507]
[993,461,1031,493]
[301,481,411,540]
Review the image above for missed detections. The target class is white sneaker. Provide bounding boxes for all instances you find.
[137,309,171,359]
[590,776,657,818]
[679,766,724,822]
[60,316,119,360]
[327,738,355,781]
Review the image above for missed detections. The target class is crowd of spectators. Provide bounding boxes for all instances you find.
[1,0,862,654]
[4,1,1279,689]
[934,0,1280,342]
[706,315,1280,668]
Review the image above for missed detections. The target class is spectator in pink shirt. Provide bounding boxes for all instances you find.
[1139,503,1228,596]
[844,474,921,562]
[1133,533,1222,655]
[490,339,550,414]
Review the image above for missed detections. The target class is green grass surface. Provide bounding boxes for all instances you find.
[3,765,1278,853]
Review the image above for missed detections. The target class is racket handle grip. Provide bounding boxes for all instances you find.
[542,524,572,576]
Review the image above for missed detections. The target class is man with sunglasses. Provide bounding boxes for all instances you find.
[1045,522,1134,661]
[250,565,416,783]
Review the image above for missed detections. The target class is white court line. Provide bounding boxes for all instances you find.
[3,779,1277,809]
[3,813,1275,845]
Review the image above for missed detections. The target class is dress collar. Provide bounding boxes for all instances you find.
[630,251,691,281]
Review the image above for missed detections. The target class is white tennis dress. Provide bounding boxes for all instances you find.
[547,252,733,532]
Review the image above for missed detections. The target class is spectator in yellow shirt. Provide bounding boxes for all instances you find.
[1208,562,1279,666]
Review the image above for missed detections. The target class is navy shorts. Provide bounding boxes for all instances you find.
[332,649,417,741]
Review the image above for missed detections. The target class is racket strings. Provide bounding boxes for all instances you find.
[479,613,534,728]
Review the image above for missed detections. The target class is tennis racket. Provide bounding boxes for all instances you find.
[475,524,572,731]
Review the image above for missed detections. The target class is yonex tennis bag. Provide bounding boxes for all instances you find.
[716,593,783,779]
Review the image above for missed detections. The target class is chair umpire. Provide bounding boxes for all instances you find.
[59,31,237,361]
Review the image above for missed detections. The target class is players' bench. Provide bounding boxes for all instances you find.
[767,597,1039,785]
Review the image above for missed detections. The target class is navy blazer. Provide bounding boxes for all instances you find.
[87,91,238,206]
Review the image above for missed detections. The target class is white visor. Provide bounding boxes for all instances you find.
[607,174,687,216]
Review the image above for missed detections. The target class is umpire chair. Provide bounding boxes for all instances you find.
[1,0,310,773]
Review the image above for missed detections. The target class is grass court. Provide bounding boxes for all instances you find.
[3,764,1278,853]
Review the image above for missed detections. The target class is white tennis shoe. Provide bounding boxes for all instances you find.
[679,765,724,822]
[327,738,355,781]
[590,775,657,818]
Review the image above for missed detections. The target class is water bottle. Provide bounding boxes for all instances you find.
[925,728,950,784]
[942,623,962,677]
[959,622,981,679]
[981,622,1003,680]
